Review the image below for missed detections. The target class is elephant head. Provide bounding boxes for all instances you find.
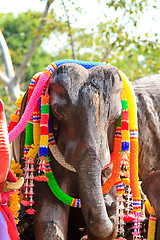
[49,63,123,238]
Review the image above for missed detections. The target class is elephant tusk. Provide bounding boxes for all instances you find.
[49,145,76,172]
[3,177,24,192]
[49,144,111,173]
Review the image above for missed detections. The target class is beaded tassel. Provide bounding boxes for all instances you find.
[123,185,135,224]
[132,212,142,240]
[117,194,125,237]
[116,181,125,237]
[22,156,35,212]
[22,121,34,208]
[23,157,30,200]
[125,185,133,214]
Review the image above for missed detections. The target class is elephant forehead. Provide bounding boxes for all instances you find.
[51,63,89,104]
[51,63,122,104]
[88,65,122,95]
[80,65,122,103]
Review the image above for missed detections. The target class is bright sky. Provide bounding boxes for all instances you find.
[0,0,159,52]
[0,0,103,28]
[0,0,46,13]
[1,0,159,32]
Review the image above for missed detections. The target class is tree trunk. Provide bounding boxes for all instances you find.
[0,0,53,100]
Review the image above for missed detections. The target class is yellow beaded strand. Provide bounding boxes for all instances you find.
[147,206,156,240]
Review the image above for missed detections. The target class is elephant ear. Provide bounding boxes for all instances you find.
[141,170,160,218]
[12,91,28,166]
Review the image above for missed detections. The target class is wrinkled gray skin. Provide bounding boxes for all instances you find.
[135,74,160,240]
[13,65,160,240]
[133,74,160,180]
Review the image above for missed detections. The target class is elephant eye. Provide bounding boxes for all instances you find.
[52,103,68,121]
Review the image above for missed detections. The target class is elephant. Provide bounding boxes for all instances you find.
[11,62,160,240]
[141,171,160,240]
[131,74,160,240]
[133,74,160,181]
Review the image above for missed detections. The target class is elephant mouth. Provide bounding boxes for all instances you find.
[50,143,113,187]
[50,143,113,189]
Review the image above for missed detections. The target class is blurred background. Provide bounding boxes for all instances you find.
[0,0,159,121]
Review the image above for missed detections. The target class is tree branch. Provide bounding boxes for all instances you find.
[61,0,76,60]
[90,28,96,61]
[0,30,15,79]
[102,39,117,62]
[0,70,10,84]
[14,0,54,85]
[0,70,21,99]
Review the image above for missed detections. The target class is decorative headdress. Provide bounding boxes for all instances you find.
[8,60,142,239]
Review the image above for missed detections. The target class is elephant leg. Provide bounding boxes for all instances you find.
[141,171,160,218]
[141,171,160,239]
[33,181,69,240]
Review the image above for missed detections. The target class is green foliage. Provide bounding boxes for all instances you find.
[0,84,17,124]
[47,0,160,81]
[0,10,59,120]
[0,10,60,89]
[0,12,41,66]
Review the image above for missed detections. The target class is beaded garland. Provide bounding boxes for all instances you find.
[8,60,141,220]
[102,67,141,213]
[120,70,141,213]
[147,206,156,240]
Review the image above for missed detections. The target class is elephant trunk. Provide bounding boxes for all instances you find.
[77,148,115,238]
[0,100,10,187]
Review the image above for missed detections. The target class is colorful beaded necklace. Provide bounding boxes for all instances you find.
[8,60,141,218]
